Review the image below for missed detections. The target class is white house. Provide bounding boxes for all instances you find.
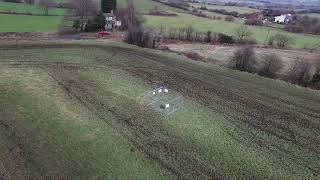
[104,14,122,29]
[274,14,292,23]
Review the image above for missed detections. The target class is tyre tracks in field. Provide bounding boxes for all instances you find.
[1,43,320,178]
[40,66,227,180]
[99,46,320,174]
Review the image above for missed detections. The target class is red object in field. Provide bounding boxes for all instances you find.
[99,31,111,37]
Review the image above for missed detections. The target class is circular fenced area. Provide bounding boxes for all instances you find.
[141,87,183,116]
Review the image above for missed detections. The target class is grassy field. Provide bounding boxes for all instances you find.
[301,13,320,18]
[117,0,186,13]
[190,3,260,14]
[0,14,60,32]
[0,1,65,15]
[144,13,320,48]
[0,0,185,32]
[0,41,319,179]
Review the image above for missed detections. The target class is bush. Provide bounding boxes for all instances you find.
[185,26,195,41]
[312,73,320,84]
[167,27,177,39]
[230,45,256,72]
[311,58,320,84]
[259,53,284,78]
[273,34,293,48]
[268,36,274,46]
[287,58,314,86]
[218,33,234,44]
[244,18,263,26]
[124,26,155,48]
[184,51,204,61]
[194,31,204,42]
[234,25,252,43]
[205,31,212,43]
[225,16,234,22]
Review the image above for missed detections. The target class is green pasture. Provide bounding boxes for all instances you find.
[117,0,186,13]
[0,1,65,15]
[0,14,60,32]
[190,3,260,14]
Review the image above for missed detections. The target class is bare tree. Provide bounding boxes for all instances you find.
[185,25,194,41]
[287,58,314,86]
[234,25,252,43]
[38,0,55,16]
[315,55,320,74]
[114,1,143,30]
[69,0,97,31]
[230,45,256,72]
[273,34,293,48]
[259,53,284,78]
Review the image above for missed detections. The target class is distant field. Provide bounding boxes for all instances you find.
[301,13,320,18]
[144,13,320,48]
[191,3,260,14]
[117,0,186,13]
[0,1,65,15]
[0,0,186,33]
[0,41,319,179]
[200,10,245,23]
[166,43,318,70]
[0,14,60,32]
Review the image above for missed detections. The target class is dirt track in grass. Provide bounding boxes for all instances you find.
[0,43,319,179]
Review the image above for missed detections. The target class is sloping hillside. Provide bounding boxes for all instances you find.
[0,41,319,179]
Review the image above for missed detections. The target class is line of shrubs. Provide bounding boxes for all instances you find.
[0,9,62,16]
[151,0,190,11]
[198,6,241,18]
[124,25,237,48]
[125,23,296,50]
[162,25,261,45]
[162,26,237,44]
[230,45,320,89]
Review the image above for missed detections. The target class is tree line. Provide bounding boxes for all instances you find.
[285,15,320,35]
[230,45,320,89]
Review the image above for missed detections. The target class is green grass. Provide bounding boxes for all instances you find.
[144,13,320,48]
[191,3,259,14]
[0,14,60,32]
[0,1,65,15]
[117,0,186,13]
[0,41,319,179]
